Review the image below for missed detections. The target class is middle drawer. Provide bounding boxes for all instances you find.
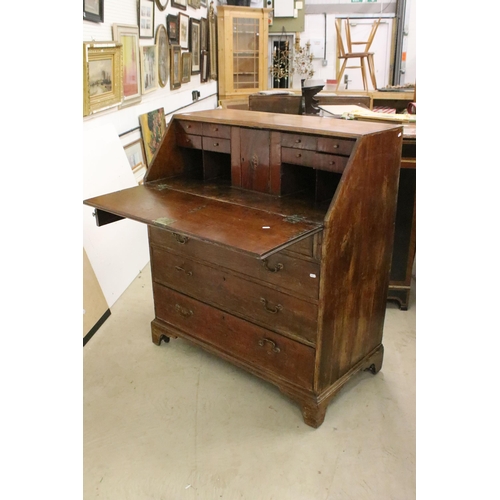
[151,246,318,345]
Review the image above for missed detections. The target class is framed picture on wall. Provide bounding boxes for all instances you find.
[140,45,158,94]
[170,45,182,90]
[112,24,142,106]
[208,3,217,80]
[167,14,179,43]
[83,42,123,116]
[83,0,104,23]
[172,0,187,11]
[181,52,192,83]
[155,24,169,88]
[200,50,208,83]
[138,0,155,38]
[189,19,201,75]
[200,0,207,6]
[138,108,167,166]
[178,13,189,49]
[188,0,201,8]
[155,0,169,10]
[123,139,148,185]
[200,17,208,51]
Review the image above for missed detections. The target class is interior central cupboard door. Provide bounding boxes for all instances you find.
[338,18,393,91]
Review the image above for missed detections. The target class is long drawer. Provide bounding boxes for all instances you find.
[153,282,315,389]
[151,246,318,345]
[148,226,320,300]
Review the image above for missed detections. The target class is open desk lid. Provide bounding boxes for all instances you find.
[84,184,323,259]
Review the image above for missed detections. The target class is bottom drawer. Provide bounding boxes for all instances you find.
[153,283,315,389]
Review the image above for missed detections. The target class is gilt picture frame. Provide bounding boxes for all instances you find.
[83,42,123,116]
[172,0,187,11]
[189,18,201,75]
[112,24,142,106]
[178,12,189,49]
[200,17,208,51]
[155,0,169,10]
[181,52,192,83]
[155,24,169,88]
[208,3,217,80]
[170,45,182,90]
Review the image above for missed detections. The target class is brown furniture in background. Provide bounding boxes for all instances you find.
[335,18,381,91]
[84,109,402,428]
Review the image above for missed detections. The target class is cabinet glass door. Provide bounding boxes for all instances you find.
[232,17,259,90]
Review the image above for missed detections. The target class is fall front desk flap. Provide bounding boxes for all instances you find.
[83,182,323,260]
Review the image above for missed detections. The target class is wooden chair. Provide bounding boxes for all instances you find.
[335,17,381,91]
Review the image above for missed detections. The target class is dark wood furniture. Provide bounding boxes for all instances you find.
[387,123,415,309]
[84,109,403,428]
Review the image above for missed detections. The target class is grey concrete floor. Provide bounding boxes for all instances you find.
[84,263,415,499]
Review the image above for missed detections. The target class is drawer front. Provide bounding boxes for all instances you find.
[177,120,203,136]
[281,133,317,151]
[149,226,320,299]
[315,153,349,173]
[202,123,231,139]
[282,147,316,167]
[202,136,231,154]
[151,247,318,344]
[177,133,202,150]
[282,148,348,174]
[317,137,355,156]
[153,283,315,389]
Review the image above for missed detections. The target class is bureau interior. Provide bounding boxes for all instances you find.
[171,119,345,213]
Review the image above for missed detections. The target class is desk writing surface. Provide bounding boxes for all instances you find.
[84,183,323,259]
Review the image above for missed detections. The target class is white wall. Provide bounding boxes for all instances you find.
[278,0,416,89]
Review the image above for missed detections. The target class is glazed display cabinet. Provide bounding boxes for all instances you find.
[217,6,271,101]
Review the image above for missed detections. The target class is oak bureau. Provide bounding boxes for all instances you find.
[84,109,403,428]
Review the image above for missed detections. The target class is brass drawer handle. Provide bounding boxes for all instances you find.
[329,160,335,165]
[213,142,219,147]
[174,233,189,244]
[175,265,192,276]
[258,338,280,353]
[260,297,282,314]
[175,304,193,318]
[296,153,302,158]
[262,259,283,273]
[295,139,301,143]
[333,144,339,149]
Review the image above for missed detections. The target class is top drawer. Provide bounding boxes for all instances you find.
[148,226,320,301]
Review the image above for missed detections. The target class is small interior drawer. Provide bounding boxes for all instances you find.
[281,147,316,167]
[281,133,317,150]
[202,123,231,139]
[202,136,231,154]
[315,153,348,173]
[317,137,355,156]
[177,120,203,136]
[177,133,202,150]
